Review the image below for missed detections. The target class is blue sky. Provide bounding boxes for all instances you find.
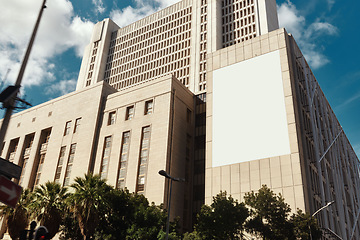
[0,0,359,157]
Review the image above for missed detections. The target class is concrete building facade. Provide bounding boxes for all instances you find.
[206,28,360,239]
[1,0,360,239]
[76,0,278,93]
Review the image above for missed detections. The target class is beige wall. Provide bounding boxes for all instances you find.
[1,74,195,231]
[1,82,116,189]
[205,28,305,213]
[93,74,195,230]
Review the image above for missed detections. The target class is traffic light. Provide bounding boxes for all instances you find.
[34,226,49,240]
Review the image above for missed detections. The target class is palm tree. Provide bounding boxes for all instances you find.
[68,173,112,240]
[0,189,32,240]
[29,181,69,239]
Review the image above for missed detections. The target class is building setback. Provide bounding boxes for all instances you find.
[1,0,360,239]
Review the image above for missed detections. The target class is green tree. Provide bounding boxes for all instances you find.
[0,189,32,240]
[59,208,83,240]
[94,188,133,240]
[195,191,249,240]
[290,209,321,240]
[68,173,112,240]
[29,181,69,239]
[126,194,169,240]
[244,185,294,240]
[182,231,202,240]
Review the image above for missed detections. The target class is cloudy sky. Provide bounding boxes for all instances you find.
[0,0,359,156]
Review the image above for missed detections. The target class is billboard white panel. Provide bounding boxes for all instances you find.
[212,50,290,167]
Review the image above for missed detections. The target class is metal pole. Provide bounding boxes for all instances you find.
[310,201,335,240]
[0,0,47,144]
[158,170,184,240]
[165,179,173,240]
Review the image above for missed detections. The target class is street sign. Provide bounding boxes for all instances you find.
[0,157,22,179]
[0,175,22,208]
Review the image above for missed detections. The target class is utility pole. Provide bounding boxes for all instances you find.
[0,0,47,144]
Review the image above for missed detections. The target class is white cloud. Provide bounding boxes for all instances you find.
[327,0,335,10]
[45,79,77,96]
[277,1,305,40]
[92,0,105,14]
[305,21,338,39]
[0,0,94,94]
[110,0,181,27]
[278,0,338,69]
[111,4,156,27]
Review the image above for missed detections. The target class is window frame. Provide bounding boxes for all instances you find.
[64,121,72,136]
[125,105,134,120]
[144,100,154,115]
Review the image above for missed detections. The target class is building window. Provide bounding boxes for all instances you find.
[19,158,28,186]
[19,134,34,185]
[74,118,81,133]
[35,153,46,187]
[125,106,134,120]
[100,136,112,180]
[64,121,72,136]
[136,126,151,193]
[108,111,116,125]
[117,131,130,189]
[144,100,153,115]
[54,146,66,183]
[64,143,76,186]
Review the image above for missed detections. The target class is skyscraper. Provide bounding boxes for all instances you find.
[76,0,278,93]
[1,0,359,239]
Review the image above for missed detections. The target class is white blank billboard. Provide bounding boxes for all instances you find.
[212,50,291,167]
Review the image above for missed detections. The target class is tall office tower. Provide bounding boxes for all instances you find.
[76,0,278,93]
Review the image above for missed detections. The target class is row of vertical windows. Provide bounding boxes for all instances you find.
[108,100,153,126]
[54,146,66,183]
[292,56,360,230]
[199,0,208,92]
[64,118,82,136]
[117,131,130,189]
[100,136,112,179]
[222,0,253,7]
[222,0,256,47]
[98,126,151,193]
[86,41,99,87]
[136,126,151,193]
[104,6,193,89]
[6,129,78,188]
[34,129,51,188]
[64,143,76,186]
[34,154,45,187]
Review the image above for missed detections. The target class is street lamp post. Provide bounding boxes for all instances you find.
[158,170,184,240]
[309,201,335,240]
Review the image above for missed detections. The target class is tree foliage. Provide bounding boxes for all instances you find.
[244,185,294,239]
[195,191,249,240]
[183,186,322,240]
[29,181,69,239]
[1,178,322,240]
[96,189,179,240]
[290,209,322,240]
[68,173,112,240]
[0,189,32,240]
